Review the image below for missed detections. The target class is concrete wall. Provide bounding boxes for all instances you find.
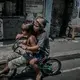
[0,0,44,40]
[3,17,24,39]
[50,0,65,37]
[70,0,80,25]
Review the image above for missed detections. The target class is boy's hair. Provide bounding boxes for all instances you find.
[35,16,48,28]
[22,23,33,34]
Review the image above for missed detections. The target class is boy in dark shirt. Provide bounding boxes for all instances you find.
[25,16,49,80]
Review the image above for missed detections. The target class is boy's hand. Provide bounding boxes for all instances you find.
[19,44,27,50]
[16,34,23,39]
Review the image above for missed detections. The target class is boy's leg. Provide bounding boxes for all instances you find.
[8,52,34,69]
[0,56,26,75]
[0,55,27,76]
[6,56,27,77]
[29,58,42,80]
[8,56,27,70]
[0,52,21,75]
[7,52,21,61]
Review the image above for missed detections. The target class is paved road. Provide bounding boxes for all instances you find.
[0,39,80,80]
[50,39,80,53]
[44,58,80,80]
[3,57,80,80]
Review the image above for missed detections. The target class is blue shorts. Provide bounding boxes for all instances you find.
[33,52,44,61]
[23,51,44,61]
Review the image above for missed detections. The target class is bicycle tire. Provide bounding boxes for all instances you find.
[42,57,61,75]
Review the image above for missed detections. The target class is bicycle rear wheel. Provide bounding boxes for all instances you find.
[43,57,61,75]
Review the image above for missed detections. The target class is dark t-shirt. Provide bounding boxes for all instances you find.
[36,31,50,56]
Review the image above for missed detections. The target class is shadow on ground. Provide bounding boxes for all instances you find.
[11,71,36,80]
[0,69,61,80]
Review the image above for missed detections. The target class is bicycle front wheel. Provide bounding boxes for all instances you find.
[43,57,61,75]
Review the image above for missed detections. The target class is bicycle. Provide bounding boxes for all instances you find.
[12,37,61,76]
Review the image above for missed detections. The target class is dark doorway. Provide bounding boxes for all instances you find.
[50,0,74,37]
[59,0,74,37]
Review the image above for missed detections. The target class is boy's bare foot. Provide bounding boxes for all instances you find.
[36,72,42,80]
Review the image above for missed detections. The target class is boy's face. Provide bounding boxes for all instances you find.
[33,20,40,32]
[21,25,27,35]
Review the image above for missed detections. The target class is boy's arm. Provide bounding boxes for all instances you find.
[27,32,47,51]
[26,36,39,52]
[19,36,39,51]
[16,34,24,39]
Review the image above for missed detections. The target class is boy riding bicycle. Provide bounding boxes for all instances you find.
[0,23,37,76]
[25,16,49,80]
[0,16,49,80]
